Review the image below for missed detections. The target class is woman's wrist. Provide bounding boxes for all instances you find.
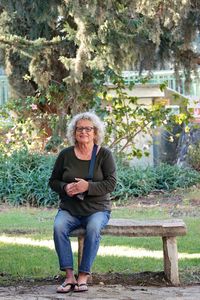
[63,184,68,193]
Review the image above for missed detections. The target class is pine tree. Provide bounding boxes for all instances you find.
[0,1,198,152]
[0,1,200,102]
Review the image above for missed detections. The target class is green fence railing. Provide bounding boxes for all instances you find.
[121,70,200,97]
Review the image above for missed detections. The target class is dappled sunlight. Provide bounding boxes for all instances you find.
[0,235,200,260]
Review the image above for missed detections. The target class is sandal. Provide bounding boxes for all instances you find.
[57,282,75,293]
[74,283,88,292]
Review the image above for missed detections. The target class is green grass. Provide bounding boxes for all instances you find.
[0,243,58,279]
[0,206,55,239]
[0,204,200,285]
[111,206,169,219]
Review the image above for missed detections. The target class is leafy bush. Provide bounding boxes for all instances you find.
[153,163,200,190]
[0,149,58,206]
[0,150,200,206]
[114,159,156,199]
[114,158,200,199]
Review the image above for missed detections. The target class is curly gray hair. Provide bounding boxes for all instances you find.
[67,111,105,145]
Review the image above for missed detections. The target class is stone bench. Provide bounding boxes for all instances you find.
[70,218,187,286]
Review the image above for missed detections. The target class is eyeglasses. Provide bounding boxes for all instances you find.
[76,126,94,132]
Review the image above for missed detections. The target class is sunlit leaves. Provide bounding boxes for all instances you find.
[94,73,192,158]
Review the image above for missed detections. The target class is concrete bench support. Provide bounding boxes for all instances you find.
[70,219,187,286]
[163,236,179,286]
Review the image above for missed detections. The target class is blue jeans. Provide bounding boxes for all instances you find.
[53,209,110,274]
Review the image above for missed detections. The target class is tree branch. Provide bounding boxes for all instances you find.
[0,35,65,50]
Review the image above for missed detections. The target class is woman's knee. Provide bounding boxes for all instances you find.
[86,221,102,236]
[86,212,110,234]
[53,219,66,235]
[54,210,73,234]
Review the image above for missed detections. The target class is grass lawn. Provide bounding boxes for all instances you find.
[0,189,200,285]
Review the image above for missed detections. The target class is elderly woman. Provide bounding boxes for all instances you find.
[49,112,116,293]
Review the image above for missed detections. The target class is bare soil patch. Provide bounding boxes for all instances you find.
[119,189,200,217]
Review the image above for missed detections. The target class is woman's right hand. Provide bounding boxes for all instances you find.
[64,180,88,197]
[65,182,81,197]
[64,183,75,197]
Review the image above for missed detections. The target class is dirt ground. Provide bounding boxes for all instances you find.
[1,283,200,300]
[1,272,200,300]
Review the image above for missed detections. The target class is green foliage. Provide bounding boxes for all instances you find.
[0,149,58,206]
[0,82,73,153]
[114,159,156,198]
[187,142,200,171]
[94,72,191,156]
[0,71,192,157]
[114,158,200,199]
[0,111,43,154]
[0,1,199,102]
[153,163,200,190]
[0,150,200,206]
[0,0,194,159]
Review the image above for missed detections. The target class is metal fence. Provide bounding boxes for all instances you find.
[121,70,200,97]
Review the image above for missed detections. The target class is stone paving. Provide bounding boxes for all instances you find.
[0,284,200,300]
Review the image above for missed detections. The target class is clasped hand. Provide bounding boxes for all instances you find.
[65,178,89,197]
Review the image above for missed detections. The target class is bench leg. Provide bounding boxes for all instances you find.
[162,236,180,286]
[78,236,84,269]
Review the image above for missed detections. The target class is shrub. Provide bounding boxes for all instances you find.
[153,163,200,190]
[0,149,58,206]
[0,150,200,206]
[113,158,156,199]
[114,158,200,199]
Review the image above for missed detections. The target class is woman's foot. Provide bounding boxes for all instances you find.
[74,283,88,292]
[57,268,77,293]
[57,280,76,293]
[74,272,89,293]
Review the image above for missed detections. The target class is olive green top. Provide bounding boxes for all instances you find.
[49,146,116,216]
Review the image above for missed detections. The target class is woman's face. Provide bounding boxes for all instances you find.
[75,119,96,145]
